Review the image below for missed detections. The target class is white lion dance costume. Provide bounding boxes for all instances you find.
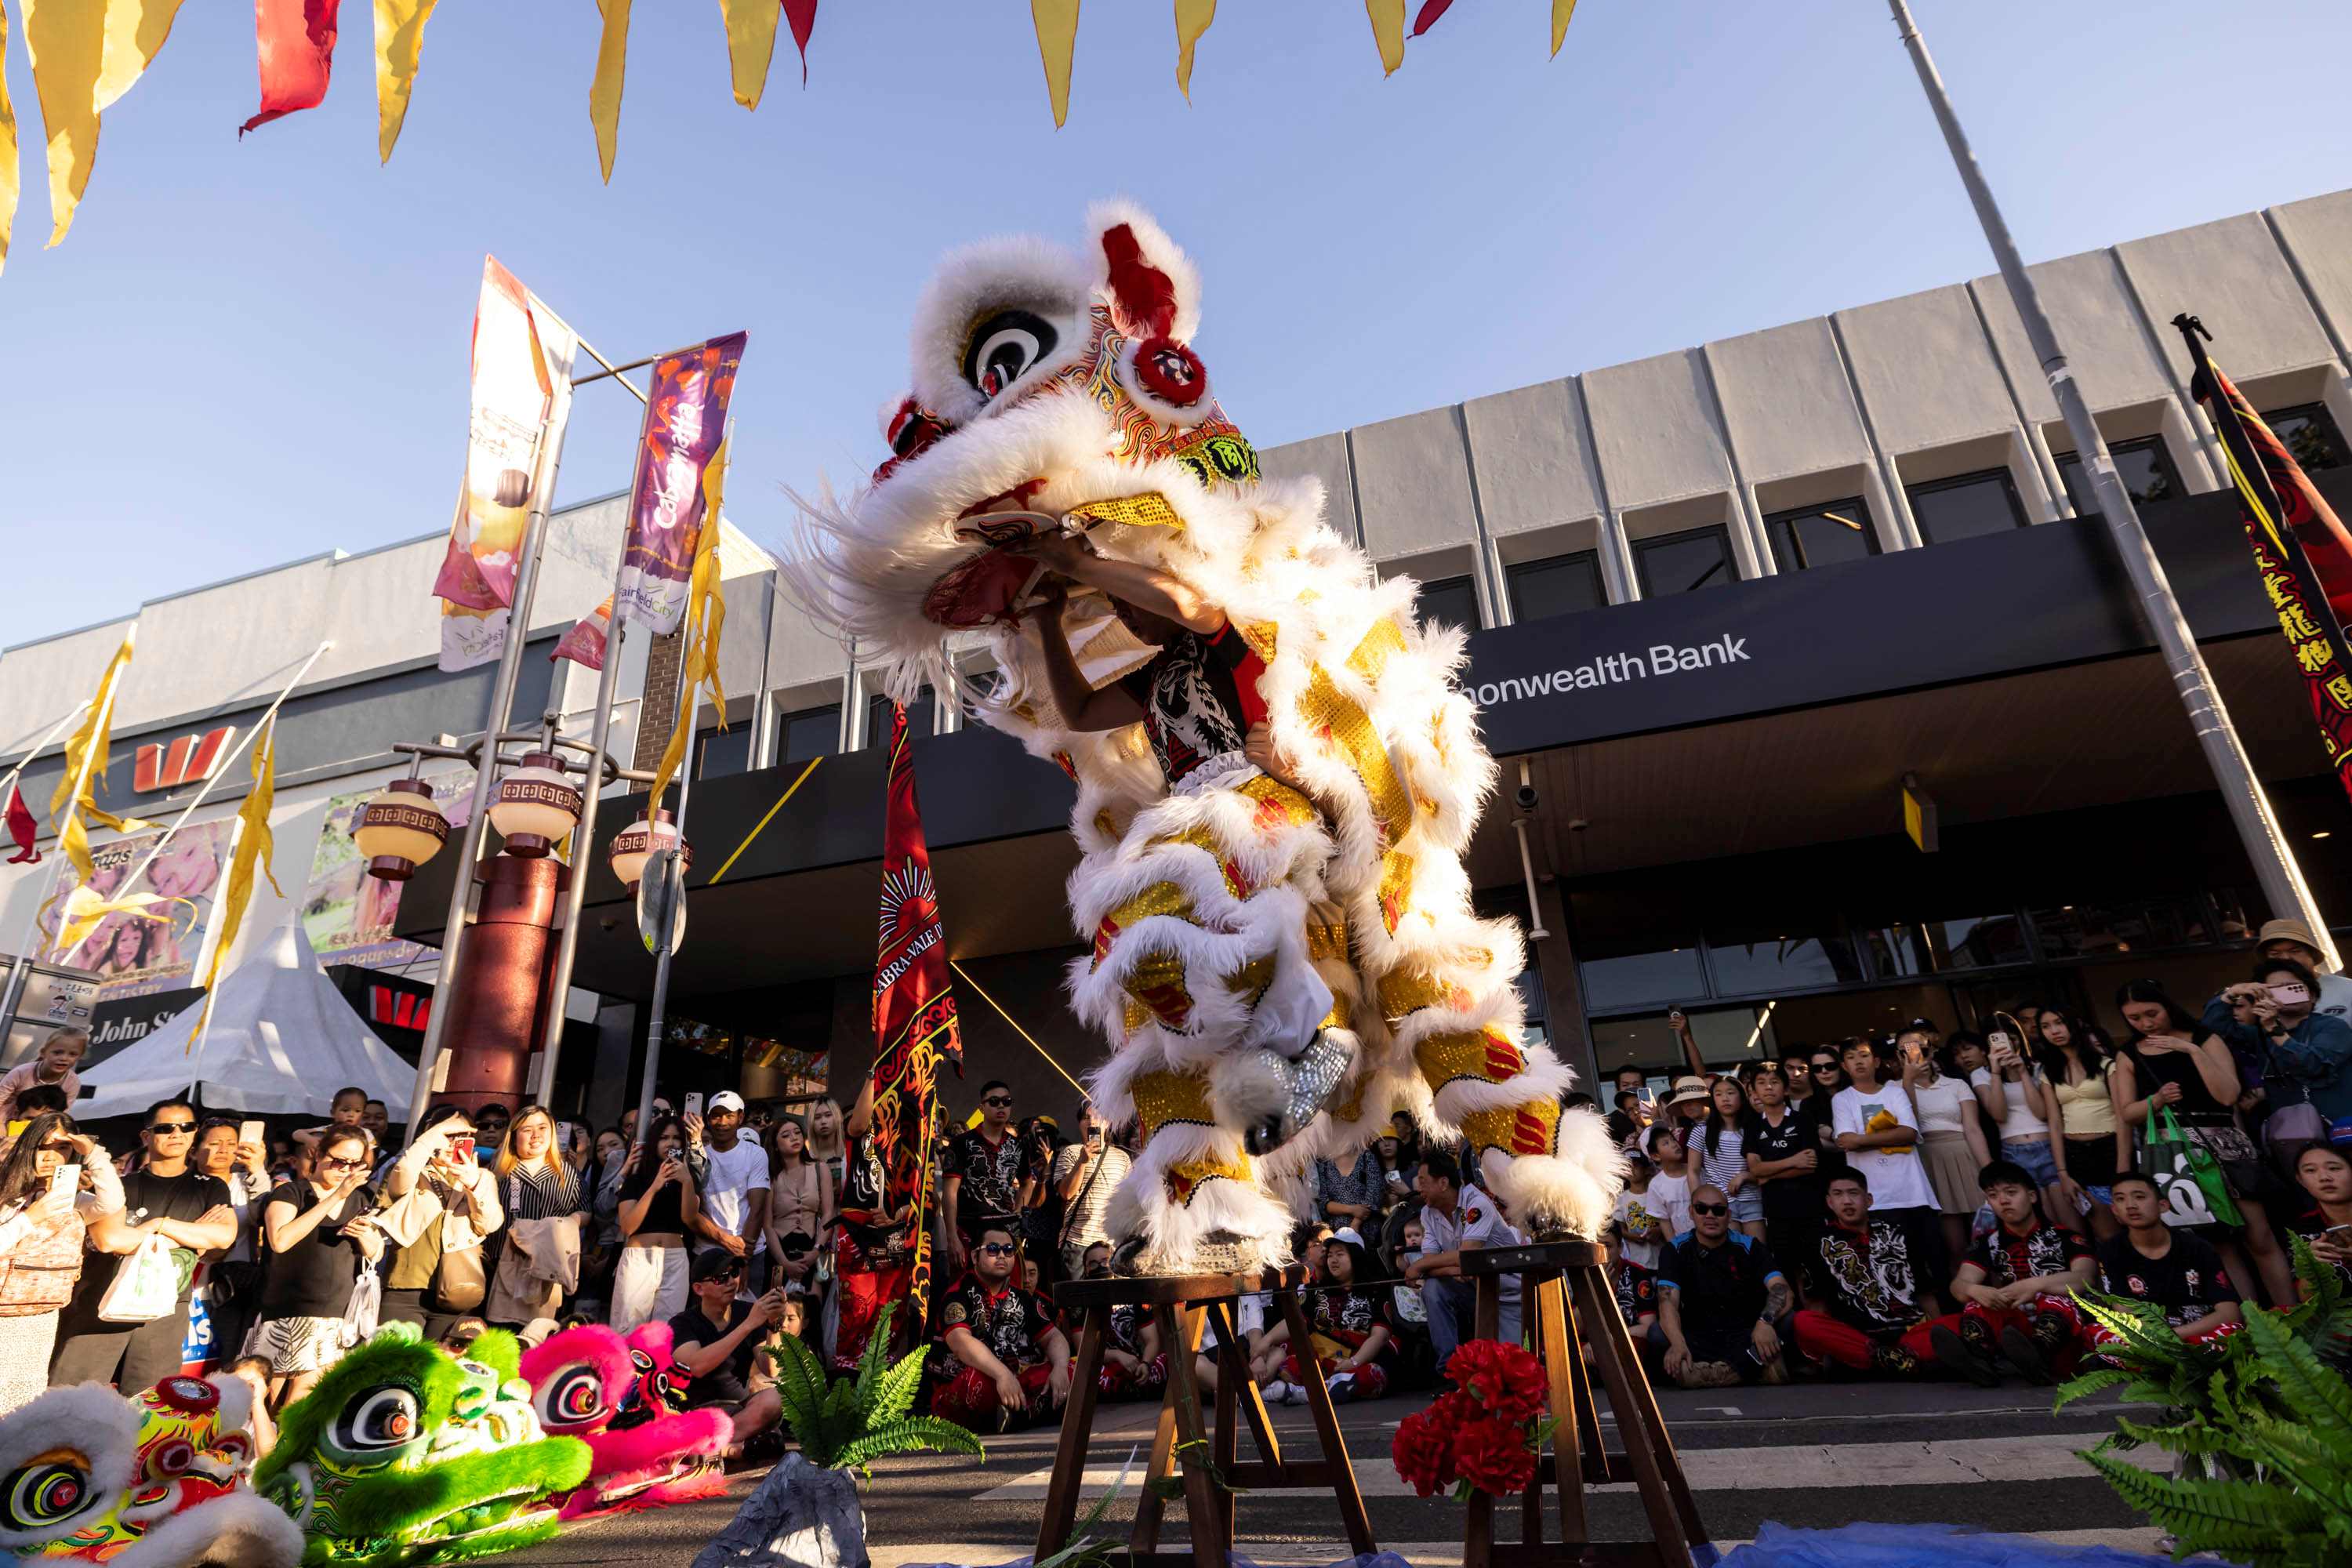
[786,202,1621,1275]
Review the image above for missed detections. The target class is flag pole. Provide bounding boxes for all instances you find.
[630,557,709,1148]
[405,365,579,1136]
[1886,0,2336,970]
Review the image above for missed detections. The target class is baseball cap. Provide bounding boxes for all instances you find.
[706,1091,746,1114]
[691,1249,746,1283]
[1620,1132,1653,1162]
[2258,918,2325,953]
[1330,1227,1365,1249]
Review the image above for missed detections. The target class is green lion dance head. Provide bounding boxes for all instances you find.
[255,1324,590,1566]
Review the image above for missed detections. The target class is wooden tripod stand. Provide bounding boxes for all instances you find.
[1459,1239,1711,1567]
[1033,1263,1374,1568]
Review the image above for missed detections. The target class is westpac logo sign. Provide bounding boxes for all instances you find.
[134,726,236,793]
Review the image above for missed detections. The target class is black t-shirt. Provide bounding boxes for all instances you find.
[1814,1220,1926,1336]
[1966,1221,2093,1290]
[1309,1285,1392,1357]
[2121,1041,2232,1125]
[1656,1232,1780,1334]
[838,1134,912,1256]
[930,1273,1054,1379]
[2096,1231,2240,1327]
[70,1165,232,1312]
[1746,1108,1824,1221]
[669,1301,757,1408]
[260,1180,376,1317]
[1118,622,1268,788]
[946,1127,1024,1231]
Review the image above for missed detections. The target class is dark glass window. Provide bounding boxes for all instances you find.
[2260,402,2350,473]
[1704,923,1864,995]
[1632,525,1735,597]
[1504,551,1606,622]
[866,687,935,748]
[1419,574,1482,633]
[1763,497,1878,572]
[1581,942,1708,1012]
[2054,435,2183,515]
[1922,914,2031,971]
[780,705,840,764]
[1906,468,2027,543]
[693,724,752,780]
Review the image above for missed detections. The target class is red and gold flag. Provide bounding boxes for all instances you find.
[2179,318,2352,804]
[861,702,964,1326]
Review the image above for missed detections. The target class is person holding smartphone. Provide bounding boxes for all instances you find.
[378,1106,503,1341]
[2288,1143,2352,1294]
[1051,1106,1130,1279]
[1969,1020,2065,1229]
[0,1114,134,1416]
[2231,960,2352,1140]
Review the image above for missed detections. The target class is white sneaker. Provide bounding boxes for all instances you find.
[1279,1381,1309,1406]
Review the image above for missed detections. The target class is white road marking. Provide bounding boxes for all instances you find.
[971,1431,2156,1502]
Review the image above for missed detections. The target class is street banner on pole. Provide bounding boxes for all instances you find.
[2178,318,2352,804]
[612,332,746,635]
[433,257,579,672]
[851,702,963,1340]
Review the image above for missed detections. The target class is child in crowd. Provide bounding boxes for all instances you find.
[0,1027,86,1128]
[1608,1134,1665,1333]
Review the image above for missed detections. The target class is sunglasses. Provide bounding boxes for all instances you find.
[1812,1063,1840,1073]
[149,1120,196,1134]
[1690,1201,1730,1216]
[320,1156,367,1171]
[976,1241,1018,1257]
[982,1097,1014,1108]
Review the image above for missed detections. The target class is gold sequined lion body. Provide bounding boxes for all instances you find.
[782,202,1621,1274]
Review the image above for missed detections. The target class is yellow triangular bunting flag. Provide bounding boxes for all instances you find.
[1365,0,1403,76]
[590,0,632,182]
[1174,0,1214,100]
[20,0,184,247]
[1031,0,1078,127]
[374,0,441,162]
[719,0,779,111]
[1552,0,1577,57]
[0,2,18,274]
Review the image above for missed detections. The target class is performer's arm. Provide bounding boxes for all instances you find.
[1022,535,1223,635]
[1029,583,1146,734]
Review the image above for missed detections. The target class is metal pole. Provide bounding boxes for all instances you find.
[405,404,576,1134]
[1887,0,2336,970]
[631,626,703,1145]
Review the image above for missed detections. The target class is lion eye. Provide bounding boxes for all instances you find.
[963,310,1059,401]
[4,1454,95,1531]
[532,1364,608,1431]
[333,1387,421,1453]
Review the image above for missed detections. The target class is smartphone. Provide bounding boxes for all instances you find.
[2325,1224,2352,1246]
[239,1120,265,1149]
[555,1120,575,1152]
[684,1092,704,1119]
[49,1162,81,1201]
[450,1134,476,1164]
[2270,983,2313,1007]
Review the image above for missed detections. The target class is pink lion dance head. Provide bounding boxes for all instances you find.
[518,1323,729,1520]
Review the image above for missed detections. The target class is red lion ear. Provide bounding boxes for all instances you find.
[1100,224,1178,341]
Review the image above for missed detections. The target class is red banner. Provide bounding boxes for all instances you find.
[861,702,963,1324]
[2180,320,2352,803]
[614,333,747,635]
[241,0,342,135]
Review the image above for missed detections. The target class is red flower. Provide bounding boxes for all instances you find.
[1451,1414,1538,1497]
[1445,1338,1547,1424]
[1391,1408,1457,1497]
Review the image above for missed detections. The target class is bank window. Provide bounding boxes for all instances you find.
[2261,402,2349,472]
[1579,938,1708,1013]
[693,724,752,780]
[1906,468,2026,543]
[1420,574,1482,633]
[1632,525,1735,597]
[1704,923,1864,996]
[780,705,839,764]
[866,687,935,748]
[1763,497,1878,573]
[2054,435,2183,515]
[1922,913,2031,970]
[1504,551,1606,622]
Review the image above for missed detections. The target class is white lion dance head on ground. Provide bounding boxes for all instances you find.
[785,201,1621,1274]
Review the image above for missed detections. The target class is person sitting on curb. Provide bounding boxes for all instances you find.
[1403,1149,1524,1363]
[1934,1159,2096,1387]
[1791,1171,1948,1377]
[1650,1183,1793,1388]
[928,1224,1073,1432]
[2085,1171,2244,1363]
[669,1250,789,1450]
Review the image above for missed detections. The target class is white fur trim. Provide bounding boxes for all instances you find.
[1481,1106,1625,1241]
[112,1490,306,1568]
[908,234,1092,427]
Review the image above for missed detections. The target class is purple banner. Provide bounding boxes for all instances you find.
[613,332,747,634]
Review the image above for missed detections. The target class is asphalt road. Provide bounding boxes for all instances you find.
[496,1374,2165,1567]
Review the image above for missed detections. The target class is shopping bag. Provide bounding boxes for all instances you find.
[2143,1105,2242,1230]
[343,1269,382,1346]
[98,1235,180,1323]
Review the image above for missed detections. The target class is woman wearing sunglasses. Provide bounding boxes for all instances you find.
[251,1126,385,1409]
[0,1113,136,1415]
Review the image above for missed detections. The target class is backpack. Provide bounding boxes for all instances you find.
[0,1200,86,1317]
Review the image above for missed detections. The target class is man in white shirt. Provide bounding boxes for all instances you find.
[691,1091,771,1287]
[1830,1036,1949,1284]
[1403,1148,1525,1366]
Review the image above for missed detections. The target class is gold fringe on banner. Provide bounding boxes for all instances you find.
[718,0,779,111]
[20,0,185,247]
[590,0,631,181]
[1552,0,1577,57]
[192,717,281,1043]
[373,0,440,162]
[1173,0,1213,100]
[1365,0,1403,76]
[1031,0,1078,128]
[646,437,731,815]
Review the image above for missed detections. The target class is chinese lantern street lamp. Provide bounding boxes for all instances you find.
[354,764,449,882]
[607,810,689,889]
[488,750,584,858]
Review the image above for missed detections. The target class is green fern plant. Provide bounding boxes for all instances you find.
[2057,1235,2352,1566]
[768,1303,984,1477]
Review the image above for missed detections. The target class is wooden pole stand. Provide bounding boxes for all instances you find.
[1458,1240,1711,1568]
[1033,1262,1375,1568]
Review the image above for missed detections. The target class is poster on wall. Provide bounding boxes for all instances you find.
[35,820,236,999]
[300,769,476,971]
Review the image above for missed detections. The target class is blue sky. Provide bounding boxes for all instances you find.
[4,1,2350,649]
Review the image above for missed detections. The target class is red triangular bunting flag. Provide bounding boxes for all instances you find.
[5,784,38,863]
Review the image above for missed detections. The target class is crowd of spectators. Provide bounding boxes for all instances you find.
[4,913,2349,1439]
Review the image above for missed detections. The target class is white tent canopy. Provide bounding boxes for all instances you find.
[77,920,417,1120]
